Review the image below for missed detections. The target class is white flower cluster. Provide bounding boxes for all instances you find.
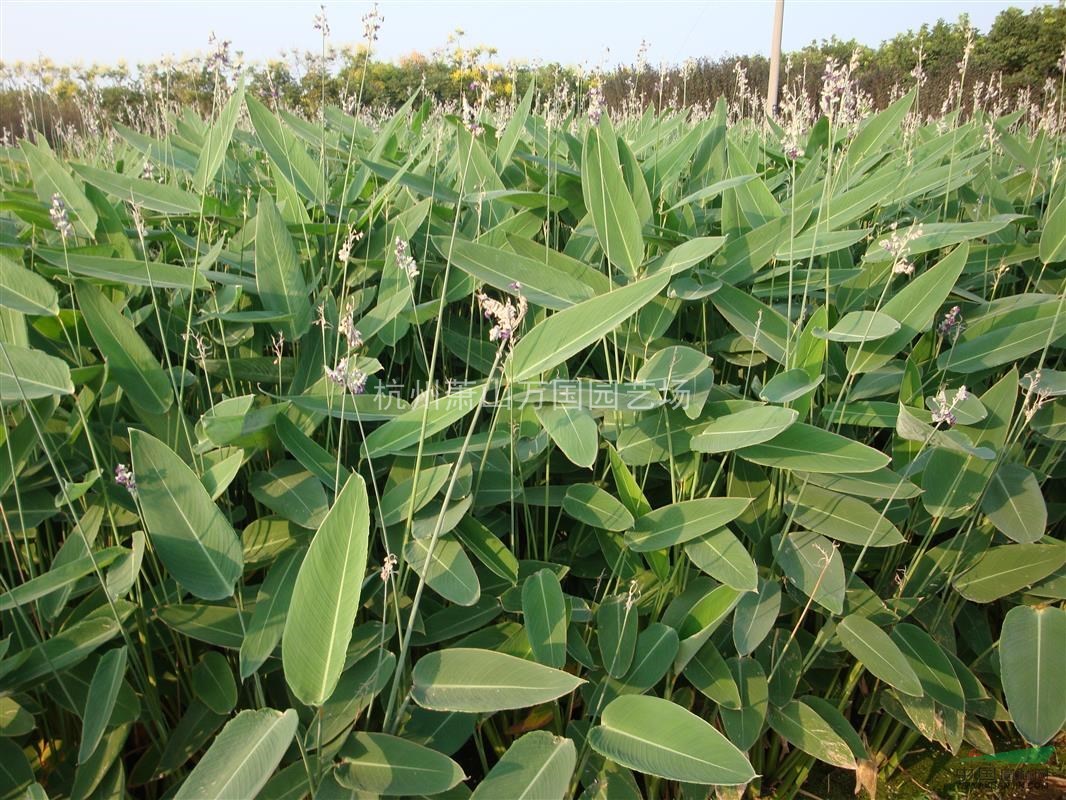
[879,222,924,276]
[394,238,419,279]
[476,282,528,346]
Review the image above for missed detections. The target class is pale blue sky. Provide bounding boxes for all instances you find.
[0,1,1046,69]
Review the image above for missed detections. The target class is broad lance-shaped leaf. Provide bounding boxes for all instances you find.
[246,95,325,204]
[72,162,205,214]
[0,255,58,315]
[522,568,567,668]
[787,485,904,547]
[536,405,599,468]
[598,594,638,679]
[130,431,242,600]
[583,118,644,277]
[20,138,98,237]
[255,191,312,340]
[1000,605,1066,746]
[77,281,174,415]
[589,695,755,786]
[361,384,484,457]
[835,615,922,696]
[240,548,302,679]
[334,732,466,796]
[411,648,584,712]
[691,406,798,454]
[953,543,1066,603]
[846,243,969,373]
[506,273,669,383]
[173,708,298,800]
[194,79,245,193]
[78,646,127,765]
[0,343,74,401]
[981,462,1046,544]
[768,699,857,769]
[282,473,371,706]
[437,236,594,309]
[470,731,576,800]
[738,423,890,474]
[625,497,752,552]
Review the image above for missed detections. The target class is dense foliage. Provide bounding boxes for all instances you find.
[2,3,1065,140]
[0,59,1064,800]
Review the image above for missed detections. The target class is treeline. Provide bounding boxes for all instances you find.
[2,2,1063,140]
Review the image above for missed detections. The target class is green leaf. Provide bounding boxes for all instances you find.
[623,623,680,691]
[470,731,575,800]
[404,534,481,607]
[35,249,209,289]
[843,89,915,173]
[938,314,1066,374]
[652,236,727,277]
[173,709,298,800]
[710,283,791,363]
[719,657,769,751]
[589,695,755,785]
[334,732,465,796]
[536,406,599,468]
[0,547,124,612]
[732,578,780,655]
[684,528,759,592]
[362,384,485,457]
[1039,194,1066,264]
[247,96,325,204]
[77,281,173,415]
[597,595,639,679]
[192,651,237,715]
[250,461,328,530]
[21,139,98,237]
[564,484,634,531]
[439,237,594,309]
[625,497,751,552]
[240,549,302,679]
[954,543,1066,603]
[768,700,857,769]
[78,647,127,765]
[453,516,519,585]
[411,648,584,712]
[981,463,1047,544]
[72,162,205,214]
[131,431,243,600]
[282,473,371,706]
[583,118,644,276]
[891,623,965,712]
[847,243,969,373]
[3,602,133,689]
[506,274,669,382]
[738,423,890,474]
[836,615,922,697]
[759,369,823,404]
[0,256,58,315]
[1000,605,1066,745]
[158,603,247,649]
[773,531,845,614]
[686,641,741,709]
[788,484,904,547]
[690,406,798,455]
[194,80,245,193]
[817,310,900,343]
[255,191,312,339]
[522,569,567,668]
[0,343,74,401]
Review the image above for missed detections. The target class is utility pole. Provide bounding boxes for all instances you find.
[766,0,785,115]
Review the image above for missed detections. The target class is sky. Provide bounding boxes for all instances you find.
[0,0,1047,70]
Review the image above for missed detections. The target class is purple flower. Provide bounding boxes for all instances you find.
[115,464,136,493]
